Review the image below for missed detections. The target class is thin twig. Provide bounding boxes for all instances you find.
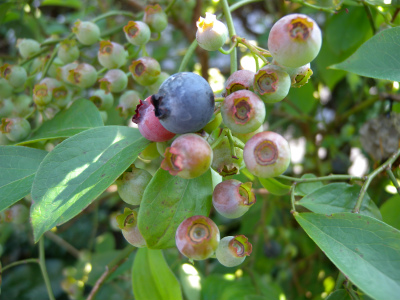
[353,148,400,213]
[87,245,135,300]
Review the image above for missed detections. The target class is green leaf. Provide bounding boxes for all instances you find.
[331,27,400,81]
[296,183,382,219]
[294,174,324,197]
[18,99,103,145]
[138,168,213,249]
[295,212,400,300]
[326,289,351,300]
[132,248,183,300]
[258,177,291,196]
[31,126,149,242]
[40,0,81,9]
[284,79,317,115]
[380,195,400,230]
[0,146,47,212]
[326,7,372,56]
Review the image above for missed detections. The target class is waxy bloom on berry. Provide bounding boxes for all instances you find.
[176,215,220,260]
[268,14,322,68]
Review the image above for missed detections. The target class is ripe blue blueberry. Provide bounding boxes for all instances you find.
[151,72,215,134]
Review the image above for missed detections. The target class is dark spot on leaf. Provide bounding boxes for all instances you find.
[101,174,105,177]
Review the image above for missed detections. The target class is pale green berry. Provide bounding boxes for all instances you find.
[196,13,228,51]
[216,235,252,267]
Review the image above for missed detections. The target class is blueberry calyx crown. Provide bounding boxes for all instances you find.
[151,94,169,119]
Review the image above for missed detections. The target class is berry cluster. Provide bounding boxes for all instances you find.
[116,13,321,267]
[1,8,321,269]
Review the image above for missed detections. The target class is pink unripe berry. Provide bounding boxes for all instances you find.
[216,235,252,267]
[268,14,322,68]
[212,179,255,218]
[221,90,266,134]
[175,215,220,260]
[253,64,291,103]
[161,133,213,179]
[98,41,128,69]
[99,69,128,94]
[225,70,255,95]
[116,208,146,247]
[243,131,291,178]
[124,21,151,46]
[272,60,313,88]
[132,96,175,142]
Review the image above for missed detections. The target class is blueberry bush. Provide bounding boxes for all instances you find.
[1,0,400,299]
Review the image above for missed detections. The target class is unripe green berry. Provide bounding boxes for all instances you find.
[117,90,141,118]
[124,21,151,46]
[57,39,80,64]
[221,90,266,134]
[196,13,228,51]
[253,64,291,103]
[16,39,40,58]
[0,64,27,89]
[216,235,252,267]
[0,99,13,118]
[234,125,263,143]
[53,86,72,109]
[66,63,97,88]
[0,78,13,98]
[48,57,65,78]
[90,90,114,111]
[147,72,170,94]
[116,167,152,205]
[99,69,128,94]
[211,136,244,177]
[243,131,291,178]
[57,62,78,83]
[13,94,33,117]
[161,133,213,179]
[33,77,62,106]
[72,20,100,46]
[0,117,31,142]
[203,112,222,134]
[98,41,128,69]
[139,142,160,160]
[143,4,168,33]
[129,57,161,86]
[272,60,313,88]
[212,180,255,218]
[116,208,146,247]
[175,215,220,260]
[33,83,52,106]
